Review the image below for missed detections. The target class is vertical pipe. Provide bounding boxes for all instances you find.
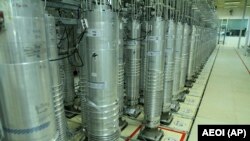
[0,0,57,140]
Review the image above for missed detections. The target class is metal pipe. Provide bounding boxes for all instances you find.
[0,0,57,140]
[161,19,175,122]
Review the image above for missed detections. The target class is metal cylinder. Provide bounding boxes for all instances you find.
[84,5,120,141]
[179,24,191,90]
[140,21,150,94]
[172,22,184,101]
[125,20,141,108]
[144,17,165,128]
[45,14,68,141]
[117,19,125,117]
[79,36,88,128]
[163,20,175,113]
[187,26,196,80]
[0,0,57,140]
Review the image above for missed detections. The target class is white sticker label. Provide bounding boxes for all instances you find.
[88,82,106,89]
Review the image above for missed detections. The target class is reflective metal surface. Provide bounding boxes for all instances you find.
[163,20,176,113]
[172,22,184,101]
[84,5,120,141]
[144,17,165,128]
[0,0,57,140]
[124,19,141,117]
[179,24,191,91]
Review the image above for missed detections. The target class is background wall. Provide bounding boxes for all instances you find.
[216,7,250,48]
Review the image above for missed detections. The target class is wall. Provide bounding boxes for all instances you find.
[216,7,250,48]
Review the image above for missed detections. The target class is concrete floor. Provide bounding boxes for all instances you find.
[188,46,250,141]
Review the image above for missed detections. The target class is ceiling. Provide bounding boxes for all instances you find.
[215,0,250,8]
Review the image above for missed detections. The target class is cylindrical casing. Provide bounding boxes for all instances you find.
[45,14,67,141]
[0,0,57,140]
[125,20,141,106]
[179,24,191,90]
[79,35,88,127]
[116,19,125,116]
[187,26,196,80]
[144,17,165,128]
[172,22,184,101]
[84,6,120,141]
[163,20,175,112]
[140,21,150,93]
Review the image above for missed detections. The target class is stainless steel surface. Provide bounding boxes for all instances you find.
[144,17,165,128]
[124,19,141,115]
[187,26,196,80]
[79,36,88,128]
[162,20,176,113]
[45,14,68,141]
[116,19,125,117]
[172,22,184,101]
[84,5,120,141]
[0,0,57,140]
[179,24,191,91]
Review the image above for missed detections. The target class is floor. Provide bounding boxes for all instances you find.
[188,46,250,141]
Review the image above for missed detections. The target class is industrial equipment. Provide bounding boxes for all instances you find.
[0,0,58,140]
[82,1,120,140]
[138,0,165,140]
[179,1,192,96]
[124,0,142,117]
[116,18,128,130]
[0,0,218,140]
